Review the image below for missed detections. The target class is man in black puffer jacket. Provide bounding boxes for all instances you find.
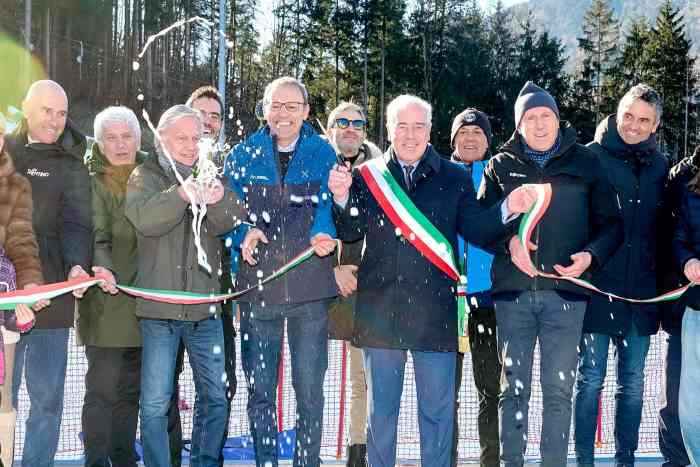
[479,82,623,467]
[6,80,93,467]
[574,84,668,467]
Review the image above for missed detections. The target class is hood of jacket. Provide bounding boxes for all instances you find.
[12,117,87,162]
[86,141,147,196]
[0,149,16,179]
[594,114,658,164]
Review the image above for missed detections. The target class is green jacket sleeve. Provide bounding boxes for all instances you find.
[125,165,188,237]
[203,187,247,236]
[92,181,115,272]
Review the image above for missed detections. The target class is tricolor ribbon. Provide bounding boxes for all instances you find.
[0,244,321,310]
[520,183,693,303]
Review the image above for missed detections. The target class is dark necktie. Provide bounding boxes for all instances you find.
[403,164,415,190]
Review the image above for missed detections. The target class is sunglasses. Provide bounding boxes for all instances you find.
[334,118,366,130]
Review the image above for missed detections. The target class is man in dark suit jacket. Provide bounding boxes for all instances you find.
[329,94,535,467]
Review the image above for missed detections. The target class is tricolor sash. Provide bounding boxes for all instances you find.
[358,157,471,352]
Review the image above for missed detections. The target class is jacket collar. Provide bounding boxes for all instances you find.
[499,121,577,165]
[10,117,87,162]
[594,114,658,160]
[386,144,441,174]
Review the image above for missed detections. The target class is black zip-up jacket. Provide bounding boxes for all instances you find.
[584,115,667,337]
[6,119,93,329]
[478,122,623,297]
[673,171,700,312]
[658,154,700,334]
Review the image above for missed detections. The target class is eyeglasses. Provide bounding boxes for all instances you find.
[333,118,366,130]
[269,101,305,113]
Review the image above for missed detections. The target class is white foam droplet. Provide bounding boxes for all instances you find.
[256,270,264,278]
[132,61,140,71]
[262,211,271,223]
[213,345,222,354]
[137,94,144,101]
[350,207,359,217]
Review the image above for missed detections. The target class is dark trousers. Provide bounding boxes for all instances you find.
[82,346,141,467]
[495,291,586,467]
[659,332,691,466]
[169,265,238,467]
[453,305,501,467]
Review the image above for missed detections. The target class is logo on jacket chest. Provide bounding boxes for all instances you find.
[508,172,527,178]
[26,168,50,178]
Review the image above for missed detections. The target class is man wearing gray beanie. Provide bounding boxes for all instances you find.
[478,82,623,466]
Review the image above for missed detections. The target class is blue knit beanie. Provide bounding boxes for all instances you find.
[514,81,559,127]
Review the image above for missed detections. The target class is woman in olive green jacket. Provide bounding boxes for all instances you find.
[76,106,145,467]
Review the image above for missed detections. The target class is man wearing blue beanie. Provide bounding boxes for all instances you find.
[479,82,623,466]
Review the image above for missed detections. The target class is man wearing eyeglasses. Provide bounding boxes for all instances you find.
[224,77,338,467]
[325,102,382,467]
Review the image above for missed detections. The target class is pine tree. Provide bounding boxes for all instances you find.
[603,18,652,113]
[645,0,696,158]
[486,0,518,144]
[575,0,618,126]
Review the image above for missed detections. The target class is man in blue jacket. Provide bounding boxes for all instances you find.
[224,77,337,467]
[449,108,501,467]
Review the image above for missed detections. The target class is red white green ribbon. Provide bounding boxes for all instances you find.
[0,244,320,309]
[359,158,460,281]
[0,277,103,310]
[359,158,470,351]
[520,183,692,303]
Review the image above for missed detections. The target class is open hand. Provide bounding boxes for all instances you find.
[242,228,268,266]
[553,251,592,278]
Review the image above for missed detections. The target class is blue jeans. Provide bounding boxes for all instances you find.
[363,347,455,467]
[139,317,227,467]
[659,332,691,466]
[494,291,586,467]
[239,300,329,467]
[680,307,700,465]
[12,327,70,467]
[574,332,650,466]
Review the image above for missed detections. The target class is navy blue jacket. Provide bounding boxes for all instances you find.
[658,154,700,334]
[333,146,508,352]
[225,122,338,305]
[584,116,667,337]
[673,173,700,310]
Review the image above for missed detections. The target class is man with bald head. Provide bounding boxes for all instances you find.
[7,80,92,467]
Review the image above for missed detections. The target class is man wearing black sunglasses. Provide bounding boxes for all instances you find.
[325,102,382,467]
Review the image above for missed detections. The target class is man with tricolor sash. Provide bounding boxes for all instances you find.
[478,82,623,467]
[328,94,536,467]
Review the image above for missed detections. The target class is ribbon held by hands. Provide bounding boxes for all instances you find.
[519,183,692,303]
